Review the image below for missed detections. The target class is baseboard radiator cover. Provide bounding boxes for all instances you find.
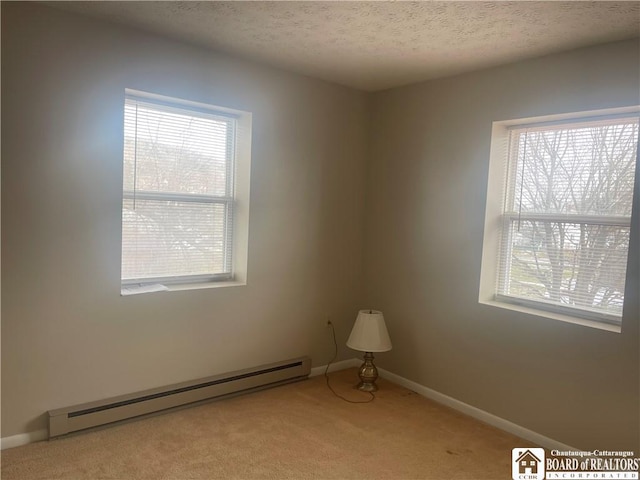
[48,356,311,438]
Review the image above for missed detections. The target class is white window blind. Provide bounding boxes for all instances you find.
[121,94,236,285]
[496,115,638,324]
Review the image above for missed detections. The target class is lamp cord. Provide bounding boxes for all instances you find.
[324,322,375,404]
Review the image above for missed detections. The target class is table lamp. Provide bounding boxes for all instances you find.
[346,309,392,392]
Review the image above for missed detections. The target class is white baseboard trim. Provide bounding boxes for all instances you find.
[1,363,575,452]
[309,358,360,377]
[1,429,48,450]
[377,367,578,451]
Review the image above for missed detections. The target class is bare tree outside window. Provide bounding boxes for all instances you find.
[499,118,638,320]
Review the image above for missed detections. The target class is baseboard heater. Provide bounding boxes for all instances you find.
[48,356,311,438]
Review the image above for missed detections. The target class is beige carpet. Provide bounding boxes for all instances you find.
[2,368,536,479]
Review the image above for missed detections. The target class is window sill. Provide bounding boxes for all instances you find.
[121,280,246,296]
[478,299,621,334]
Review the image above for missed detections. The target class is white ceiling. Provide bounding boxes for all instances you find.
[45,1,640,92]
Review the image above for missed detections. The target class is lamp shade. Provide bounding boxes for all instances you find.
[346,310,392,353]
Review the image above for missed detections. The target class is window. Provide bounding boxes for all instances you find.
[121,90,251,292]
[480,107,639,330]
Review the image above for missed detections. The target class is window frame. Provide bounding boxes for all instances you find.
[120,89,252,293]
[479,106,639,332]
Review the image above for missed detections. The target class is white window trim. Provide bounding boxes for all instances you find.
[479,106,639,333]
[120,89,252,295]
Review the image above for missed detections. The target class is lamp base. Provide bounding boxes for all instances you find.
[355,352,379,392]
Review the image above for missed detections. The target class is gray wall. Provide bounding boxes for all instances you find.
[365,39,640,451]
[1,3,369,437]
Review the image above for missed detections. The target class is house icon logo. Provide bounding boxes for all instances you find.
[512,448,545,480]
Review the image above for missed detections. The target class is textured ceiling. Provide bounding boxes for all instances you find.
[45,1,640,91]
